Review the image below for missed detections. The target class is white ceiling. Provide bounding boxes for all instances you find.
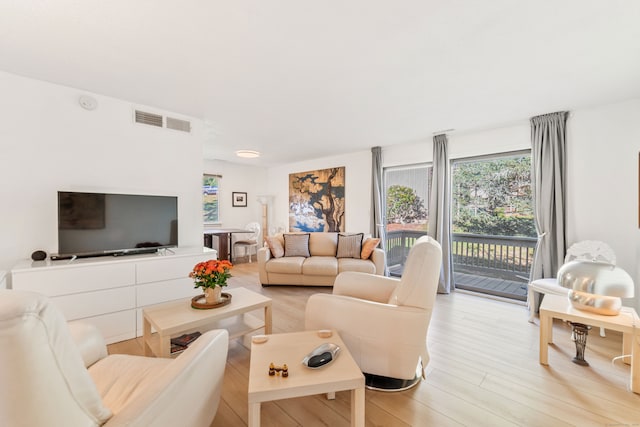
[1,1,639,167]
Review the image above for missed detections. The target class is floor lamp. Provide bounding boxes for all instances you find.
[256,195,273,243]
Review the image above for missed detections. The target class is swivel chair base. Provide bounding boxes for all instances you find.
[364,365,422,392]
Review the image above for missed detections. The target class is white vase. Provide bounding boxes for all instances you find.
[204,287,222,304]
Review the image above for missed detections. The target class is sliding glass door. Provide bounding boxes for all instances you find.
[451,152,536,300]
[384,164,432,276]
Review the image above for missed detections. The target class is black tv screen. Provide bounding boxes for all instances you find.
[56,191,178,259]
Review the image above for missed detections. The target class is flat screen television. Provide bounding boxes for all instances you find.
[53,191,178,260]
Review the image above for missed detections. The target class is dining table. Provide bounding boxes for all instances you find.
[204,228,250,261]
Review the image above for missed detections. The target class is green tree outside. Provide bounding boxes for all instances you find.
[452,155,535,237]
[386,185,427,225]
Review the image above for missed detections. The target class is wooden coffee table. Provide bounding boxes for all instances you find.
[143,287,272,358]
[539,293,640,393]
[248,330,365,427]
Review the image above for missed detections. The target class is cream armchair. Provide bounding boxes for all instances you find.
[305,235,442,391]
[0,290,228,427]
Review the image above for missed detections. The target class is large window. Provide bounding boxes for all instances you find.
[203,174,220,224]
[384,164,432,276]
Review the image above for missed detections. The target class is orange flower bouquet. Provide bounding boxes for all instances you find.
[189,259,233,290]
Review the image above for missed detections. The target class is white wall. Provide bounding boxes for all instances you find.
[203,159,268,231]
[448,124,531,159]
[381,123,530,167]
[264,99,640,309]
[0,71,205,272]
[3,68,638,309]
[565,99,640,309]
[266,150,372,234]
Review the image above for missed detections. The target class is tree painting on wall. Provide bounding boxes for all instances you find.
[289,167,345,232]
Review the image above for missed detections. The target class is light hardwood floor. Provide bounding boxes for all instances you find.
[108,262,640,426]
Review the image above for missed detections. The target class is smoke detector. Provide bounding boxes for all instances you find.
[78,95,98,110]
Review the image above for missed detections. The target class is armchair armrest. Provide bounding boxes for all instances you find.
[67,321,108,368]
[333,271,399,303]
[106,329,229,427]
[306,293,427,341]
[305,293,429,379]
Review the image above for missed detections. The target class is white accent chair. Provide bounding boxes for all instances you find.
[305,235,442,390]
[233,222,261,263]
[528,240,615,337]
[0,289,229,427]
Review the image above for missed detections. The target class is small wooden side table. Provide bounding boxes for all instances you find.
[539,293,640,393]
[248,330,365,427]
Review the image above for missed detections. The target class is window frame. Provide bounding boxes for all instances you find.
[203,174,221,225]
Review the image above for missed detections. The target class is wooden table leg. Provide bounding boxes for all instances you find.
[539,311,552,365]
[159,333,171,358]
[248,402,261,427]
[264,304,272,334]
[351,387,365,427]
[143,316,153,356]
[631,332,640,393]
[622,332,632,365]
[218,233,230,261]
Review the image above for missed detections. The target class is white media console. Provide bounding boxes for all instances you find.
[10,246,217,344]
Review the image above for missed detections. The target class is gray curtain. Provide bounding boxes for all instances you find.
[371,146,388,275]
[529,111,568,306]
[428,134,454,293]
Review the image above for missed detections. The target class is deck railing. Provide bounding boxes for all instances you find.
[386,230,537,282]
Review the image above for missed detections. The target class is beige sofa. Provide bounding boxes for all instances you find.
[257,232,385,286]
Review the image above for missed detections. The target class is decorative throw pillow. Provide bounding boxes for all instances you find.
[336,233,364,259]
[283,233,311,257]
[265,236,285,258]
[361,237,381,259]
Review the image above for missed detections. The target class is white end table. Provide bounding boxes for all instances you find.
[248,330,365,427]
[539,293,640,393]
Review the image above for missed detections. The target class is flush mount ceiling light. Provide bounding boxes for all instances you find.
[235,150,260,158]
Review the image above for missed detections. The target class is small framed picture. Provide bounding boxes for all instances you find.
[232,192,247,207]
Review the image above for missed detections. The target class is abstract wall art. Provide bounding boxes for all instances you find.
[289,166,345,232]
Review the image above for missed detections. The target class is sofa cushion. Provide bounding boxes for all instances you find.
[265,257,305,274]
[361,237,381,259]
[283,233,310,257]
[308,232,338,256]
[265,236,285,258]
[338,258,377,274]
[302,256,338,276]
[336,233,364,259]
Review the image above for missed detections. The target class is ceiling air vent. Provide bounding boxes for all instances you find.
[135,110,163,128]
[166,116,191,133]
